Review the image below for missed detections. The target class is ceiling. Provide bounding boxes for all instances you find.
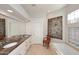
[0,4,29,22]
[21,4,67,17]
[0,4,67,22]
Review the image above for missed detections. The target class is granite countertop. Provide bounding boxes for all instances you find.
[0,34,31,55]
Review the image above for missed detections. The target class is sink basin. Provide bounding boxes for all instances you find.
[3,42,17,48]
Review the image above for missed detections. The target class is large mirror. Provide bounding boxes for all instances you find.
[0,18,5,40]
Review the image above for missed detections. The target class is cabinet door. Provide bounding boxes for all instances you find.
[9,40,26,55]
[8,46,22,55]
[9,38,31,55]
[25,37,32,54]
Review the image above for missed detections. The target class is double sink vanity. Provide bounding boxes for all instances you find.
[0,34,31,55]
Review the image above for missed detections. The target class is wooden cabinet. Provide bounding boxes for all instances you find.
[9,37,31,55]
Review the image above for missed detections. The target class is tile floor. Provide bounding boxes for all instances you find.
[27,44,57,55]
[52,43,79,55]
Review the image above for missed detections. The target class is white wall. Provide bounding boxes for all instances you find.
[47,8,67,42]
[29,18,44,44]
[43,16,48,37]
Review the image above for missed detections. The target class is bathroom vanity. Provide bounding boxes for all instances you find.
[0,35,31,55]
[9,35,31,55]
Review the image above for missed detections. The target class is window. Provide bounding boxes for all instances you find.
[68,9,79,48]
[67,9,79,24]
[68,27,79,47]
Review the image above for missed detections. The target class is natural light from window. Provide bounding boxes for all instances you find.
[67,9,79,24]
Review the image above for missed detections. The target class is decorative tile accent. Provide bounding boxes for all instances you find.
[48,16,62,39]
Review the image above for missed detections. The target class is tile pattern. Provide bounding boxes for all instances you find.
[52,43,79,55]
[48,16,62,39]
[26,44,57,55]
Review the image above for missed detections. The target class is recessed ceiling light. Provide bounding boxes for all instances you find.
[7,10,13,12]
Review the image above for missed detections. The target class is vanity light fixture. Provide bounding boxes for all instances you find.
[7,10,13,13]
